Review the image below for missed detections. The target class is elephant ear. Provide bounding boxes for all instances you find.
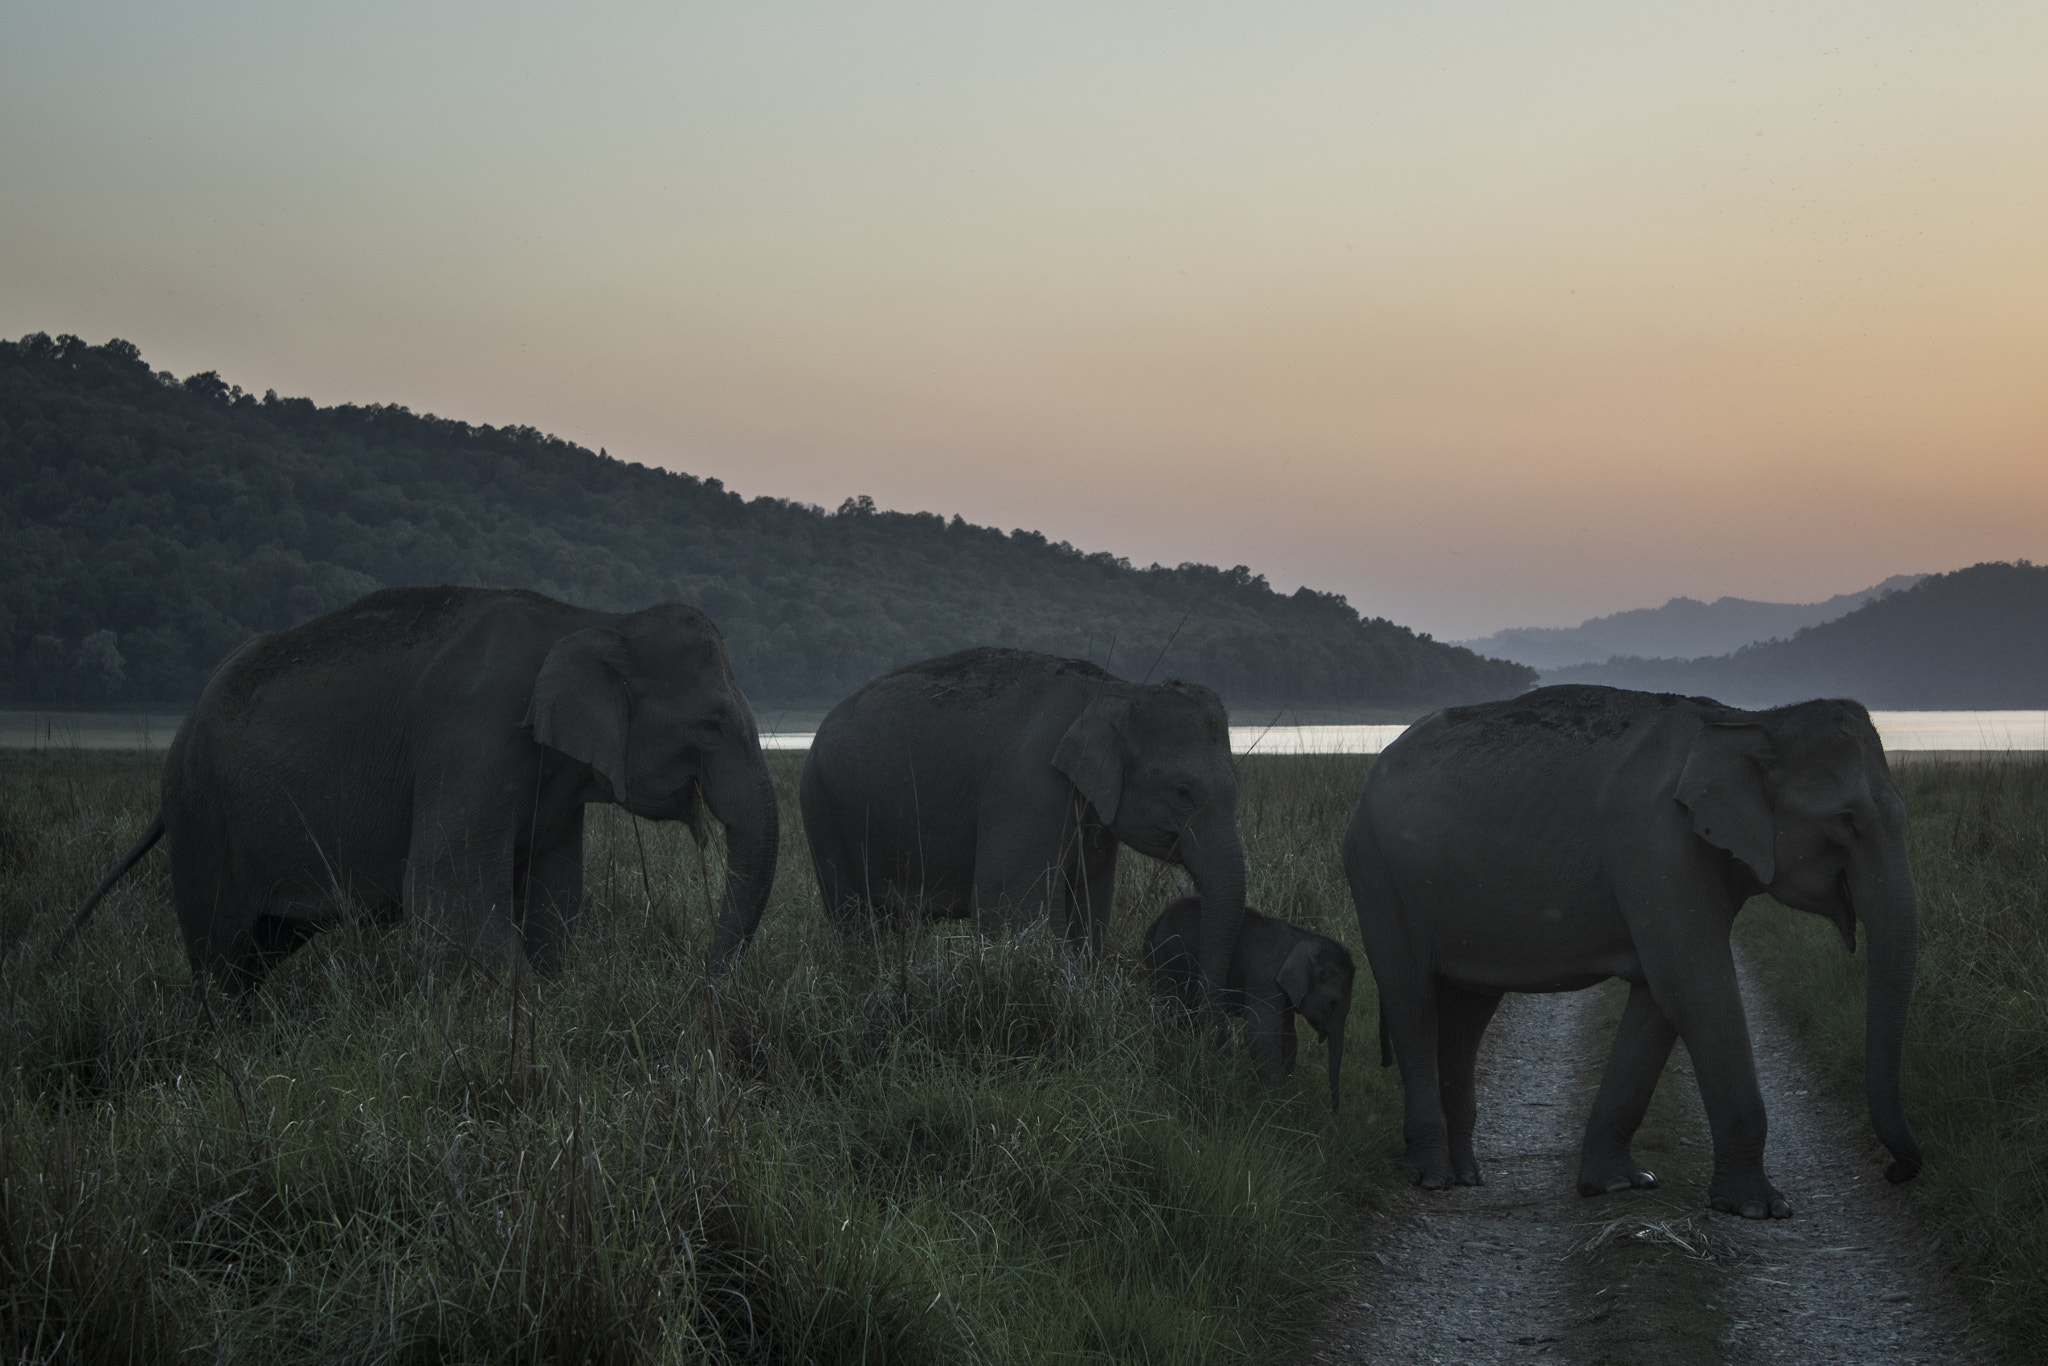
[1052,694,1131,822]
[525,628,632,799]
[1675,722,1776,884]
[1275,938,1318,1010]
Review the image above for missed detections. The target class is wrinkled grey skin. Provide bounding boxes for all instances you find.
[1144,897,1356,1111]
[64,587,778,991]
[801,648,1248,1005]
[1344,684,1920,1219]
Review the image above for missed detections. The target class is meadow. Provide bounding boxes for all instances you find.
[4,747,2042,1362]
[0,750,1399,1364]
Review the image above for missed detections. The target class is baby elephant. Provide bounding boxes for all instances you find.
[1144,898,1356,1111]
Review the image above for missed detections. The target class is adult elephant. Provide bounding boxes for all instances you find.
[1344,684,1920,1219]
[62,586,779,991]
[800,648,1248,1005]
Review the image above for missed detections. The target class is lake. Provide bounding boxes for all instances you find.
[767,710,2048,755]
[7,710,2045,756]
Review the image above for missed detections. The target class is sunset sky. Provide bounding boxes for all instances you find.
[4,1,2043,639]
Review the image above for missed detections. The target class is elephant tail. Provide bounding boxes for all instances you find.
[1379,1001,1392,1068]
[53,814,165,953]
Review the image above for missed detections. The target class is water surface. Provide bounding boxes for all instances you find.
[8,710,2044,755]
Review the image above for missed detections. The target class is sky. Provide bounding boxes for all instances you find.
[4,2,2044,640]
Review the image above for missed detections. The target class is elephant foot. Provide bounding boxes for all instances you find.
[1404,1143,1456,1191]
[1577,1153,1658,1198]
[1708,1173,1792,1220]
[1449,1144,1485,1187]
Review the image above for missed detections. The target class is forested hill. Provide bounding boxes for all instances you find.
[1543,562,2048,708]
[0,332,1535,710]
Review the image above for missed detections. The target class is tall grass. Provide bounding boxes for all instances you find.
[1738,757,2048,1349]
[0,750,1397,1363]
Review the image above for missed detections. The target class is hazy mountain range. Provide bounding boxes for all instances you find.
[1541,562,2048,709]
[1456,576,1926,670]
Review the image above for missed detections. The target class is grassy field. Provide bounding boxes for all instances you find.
[1738,756,2048,1351]
[0,750,1400,1364]
[8,746,2041,1361]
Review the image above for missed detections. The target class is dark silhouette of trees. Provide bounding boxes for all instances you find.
[1,331,1536,709]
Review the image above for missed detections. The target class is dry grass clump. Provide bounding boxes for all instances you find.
[1738,756,2048,1350]
[0,749,1398,1364]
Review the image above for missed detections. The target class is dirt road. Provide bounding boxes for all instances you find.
[1303,956,1999,1364]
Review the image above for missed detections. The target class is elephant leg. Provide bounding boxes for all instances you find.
[516,807,585,970]
[972,860,1052,935]
[225,914,321,994]
[1435,981,1503,1186]
[1243,996,1293,1082]
[1348,826,1453,1187]
[1578,979,1677,1196]
[970,809,1064,936]
[1369,962,1450,1186]
[407,813,519,970]
[1647,944,1789,1219]
[170,814,271,996]
[1057,821,1118,952]
[805,813,863,930]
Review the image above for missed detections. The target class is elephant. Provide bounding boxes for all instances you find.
[1143,897,1356,1111]
[1343,684,1920,1219]
[61,586,779,991]
[799,647,1249,1006]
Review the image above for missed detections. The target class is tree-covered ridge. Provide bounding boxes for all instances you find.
[1544,561,2048,709]
[1,332,1535,708]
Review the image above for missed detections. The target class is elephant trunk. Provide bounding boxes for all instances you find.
[1851,837,1922,1183]
[1180,808,1248,1017]
[703,743,781,970]
[1325,1015,1346,1114]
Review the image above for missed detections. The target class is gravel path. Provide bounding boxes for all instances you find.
[1306,990,1597,1362]
[1716,949,1996,1364]
[1301,962,2000,1365]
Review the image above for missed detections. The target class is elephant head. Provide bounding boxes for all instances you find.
[1055,679,1247,1008]
[1278,933,1356,1112]
[1676,699,1921,1183]
[525,602,779,968]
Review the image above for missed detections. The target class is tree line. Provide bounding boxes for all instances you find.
[1,332,1536,710]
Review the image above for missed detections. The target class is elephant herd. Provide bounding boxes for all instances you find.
[64,585,1922,1219]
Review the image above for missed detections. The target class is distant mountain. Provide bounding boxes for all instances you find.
[0,332,1535,710]
[1456,576,1924,670]
[1541,563,2048,709]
